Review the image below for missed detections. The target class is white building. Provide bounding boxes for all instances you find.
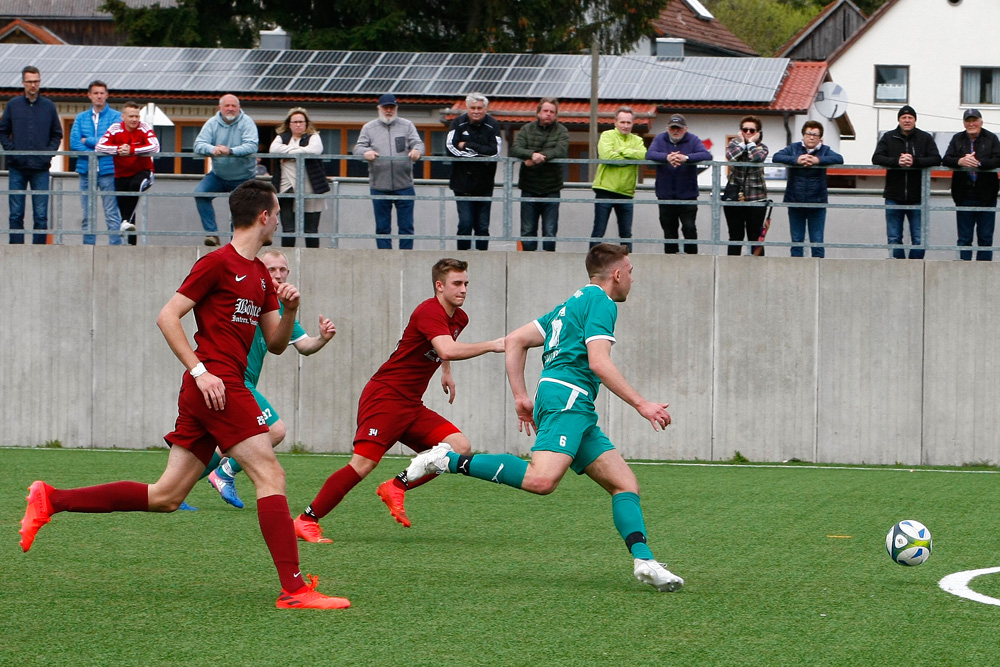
[827,0,999,172]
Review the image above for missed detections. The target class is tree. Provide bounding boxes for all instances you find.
[100,0,266,48]
[106,0,671,55]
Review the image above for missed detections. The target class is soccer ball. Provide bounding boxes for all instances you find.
[885,520,932,566]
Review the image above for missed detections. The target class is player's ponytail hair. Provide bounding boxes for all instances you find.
[432,258,469,290]
[586,243,629,278]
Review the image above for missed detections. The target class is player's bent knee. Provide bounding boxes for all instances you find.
[269,420,287,448]
[523,475,561,495]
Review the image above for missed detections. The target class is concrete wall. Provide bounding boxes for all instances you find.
[4,245,999,466]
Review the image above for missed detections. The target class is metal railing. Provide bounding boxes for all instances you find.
[1,149,996,257]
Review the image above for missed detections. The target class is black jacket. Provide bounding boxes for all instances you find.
[270,132,330,195]
[872,126,941,203]
[446,112,501,195]
[942,128,1000,204]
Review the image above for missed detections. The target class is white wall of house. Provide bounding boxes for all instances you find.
[828,0,1000,167]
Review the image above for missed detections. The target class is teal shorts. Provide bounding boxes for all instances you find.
[246,382,280,427]
[531,379,614,475]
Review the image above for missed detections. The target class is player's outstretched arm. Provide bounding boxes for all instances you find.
[587,339,671,431]
[505,322,545,435]
[430,334,505,361]
[294,315,336,356]
[261,282,301,354]
[157,292,226,411]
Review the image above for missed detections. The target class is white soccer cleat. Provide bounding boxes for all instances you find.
[633,558,684,593]
[405,443,453,481]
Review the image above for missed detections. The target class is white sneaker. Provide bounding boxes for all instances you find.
[633,558,684,592]
[139,173,155,192]
[405,443,453,481]
[120,220,136,232]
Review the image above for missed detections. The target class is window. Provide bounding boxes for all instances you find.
[962,67,1000,105]
[875,65,908,104]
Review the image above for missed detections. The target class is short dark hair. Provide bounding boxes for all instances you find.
[432,258,469,289]
[801,120,823,137]
[740,115,762,132]
[21,66,39,79]
[586,243,630,278]
[122,101,142,111]
[88,80,108,92]
[229,180,277,229]
[537,97,559,114]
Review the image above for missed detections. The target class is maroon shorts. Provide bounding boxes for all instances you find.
[353,381,460,463]
[164,373,269,466]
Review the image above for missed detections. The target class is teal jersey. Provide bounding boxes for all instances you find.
[533,284,617,399]
[244,303,308,388]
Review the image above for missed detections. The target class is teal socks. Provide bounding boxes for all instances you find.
[612,491,654,560]
[446,452,528,489]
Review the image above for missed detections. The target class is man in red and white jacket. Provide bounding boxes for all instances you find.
[97,101,159,244]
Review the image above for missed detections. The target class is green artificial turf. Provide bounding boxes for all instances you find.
[2,449,998,666]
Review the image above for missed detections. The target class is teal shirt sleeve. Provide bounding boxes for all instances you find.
[290,319,308,344]
[583,289,617,344]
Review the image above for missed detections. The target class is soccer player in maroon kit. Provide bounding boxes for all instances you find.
[293,258,504,543]
[18,180,349,610]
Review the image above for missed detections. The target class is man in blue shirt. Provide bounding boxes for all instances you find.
[0,66,63,244]
[69,80,123,245]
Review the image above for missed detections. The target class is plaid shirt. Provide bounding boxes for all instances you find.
[725,138,769,202]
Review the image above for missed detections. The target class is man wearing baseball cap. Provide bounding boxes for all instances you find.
[354,93,425,249]
[646,113,712,254]
[942,109,1000,261]
[872,105,941,259]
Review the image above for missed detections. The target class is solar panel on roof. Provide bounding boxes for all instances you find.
[346,52,379,64]
[311,51,347,64]
[380,52,412,65]
[278,50,312,63]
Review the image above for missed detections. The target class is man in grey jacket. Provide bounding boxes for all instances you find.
[354,94,424,249]
[193,94,259,246]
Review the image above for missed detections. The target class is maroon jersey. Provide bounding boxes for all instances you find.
[368,296,468,402]
[176,244,278,382]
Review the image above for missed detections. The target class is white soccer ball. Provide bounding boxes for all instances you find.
[886,519,932,566]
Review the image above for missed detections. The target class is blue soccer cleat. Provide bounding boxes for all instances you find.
[208,469,244,509]
[178,501,198,511]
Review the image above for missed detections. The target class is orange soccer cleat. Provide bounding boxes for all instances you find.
[20,481,54,553]
[376,479,411,528]
[293,516,332,543]
[276,574,350,609]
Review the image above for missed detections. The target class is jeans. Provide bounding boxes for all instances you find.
[723,202,767,256]
[455,197,491,250]
[885,200,923,259]
[278,196,321,248]
[787,206,826,258]
[955,197,996,261]
[80,173,123,245]
[591,189,633,251]
[520,191,560,251]
[372,186,415,249]
[658,203,698,254]
[9,167,50,244]
[194,172,250,233]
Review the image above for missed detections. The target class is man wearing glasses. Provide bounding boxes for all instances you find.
[0,66,63,244]
[772,121,843,258]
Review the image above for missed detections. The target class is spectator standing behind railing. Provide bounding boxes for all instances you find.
[97,101,159,246]
[646,114,711,255]
[69,80,122,246]
[590,107,645,252]
[942,109,1000,261]
[193,94,259,247]
[872,105,941,260]
[447,92,502,251]
[270,107,330,249]
[510,97,569,252]
[771,121,843,258]
[0,66,62,245]
[723,115,769,256]
[353,94,424,250]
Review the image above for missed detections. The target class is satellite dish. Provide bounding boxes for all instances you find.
[815,82,848,120]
